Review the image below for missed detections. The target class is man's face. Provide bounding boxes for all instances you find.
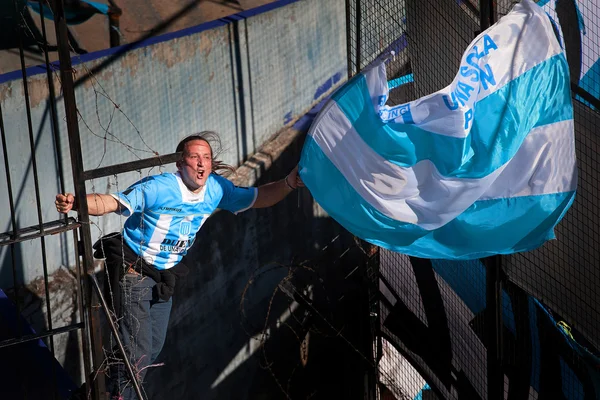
[178,139,213,192]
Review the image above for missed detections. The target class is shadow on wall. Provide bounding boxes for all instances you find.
[143,133,374,399]
[0,220,83,396]
[0,264,82,399]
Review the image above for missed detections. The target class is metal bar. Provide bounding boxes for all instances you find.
[39,3,75,335]
[0,103,22,347]
[16,0,46,242]
[16,5,59,397]
[0,101,20,330]
[50,0,105,398]
[463,0,480,18]
[0,219,81,247]
[355,0,362,72]
[1,71,24,388]
[72,228,92,400]
[38,0,68,219]
[108,9,122,47]
[89,273,147,400]
[83,152,182,180]
[9,0,29,360]
[572,83,600,111]
[0,323,85,349]
[345,0,353,78]
[485,255,504,400]
[479,0,494,29]
[0,106,18,242]
[88,268,107,399]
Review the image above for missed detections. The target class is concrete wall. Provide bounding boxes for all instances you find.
[0,0,348,286]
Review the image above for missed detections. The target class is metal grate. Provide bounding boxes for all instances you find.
[0,1,96,399]
[347,0,600,399]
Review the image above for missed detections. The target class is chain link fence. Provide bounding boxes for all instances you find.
[347,0,600,398]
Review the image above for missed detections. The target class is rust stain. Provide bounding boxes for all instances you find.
[198,32,213,58]
[26,78,51,108]
[151,28,225,69]
[82,62,114,90]
[152,39,178,69]
[163,43,177,69]
[0,84,14,103]
[120,50,141,77]
[81,62,98,89]
[21,74,62,109]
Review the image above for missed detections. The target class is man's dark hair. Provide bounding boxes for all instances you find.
[176,131,235,175]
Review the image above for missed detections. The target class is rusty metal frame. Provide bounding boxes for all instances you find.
[0,0,169,399]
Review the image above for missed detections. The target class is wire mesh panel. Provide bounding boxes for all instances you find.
[346,0,408,79]
[379,253,489,399]
[498,0,600,348]
[347,0,600,399]
[497,2,600,399]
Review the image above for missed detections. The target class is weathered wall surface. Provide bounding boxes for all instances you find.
[0,0,347,286]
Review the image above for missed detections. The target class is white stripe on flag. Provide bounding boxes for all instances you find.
[480,119,577,200]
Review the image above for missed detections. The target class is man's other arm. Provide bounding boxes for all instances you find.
[252,165,304,208]
[55,193,121,216]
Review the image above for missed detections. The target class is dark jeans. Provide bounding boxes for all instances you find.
[108,273,172,400]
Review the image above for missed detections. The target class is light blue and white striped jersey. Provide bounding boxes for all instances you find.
[111,172,257,269]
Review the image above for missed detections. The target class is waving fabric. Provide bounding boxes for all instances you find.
[299,0,576,260]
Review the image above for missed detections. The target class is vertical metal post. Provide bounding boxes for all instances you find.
[485,256,504,400]
[49,0,105,398]
[480,2,503,400]
[479,0,495,30]
[345,0,353,78]
[71,228,93,399]
[108,3,122,48]
[355,0,362,73]
[0,97,28,399]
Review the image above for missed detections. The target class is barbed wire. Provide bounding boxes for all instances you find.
[238,233,379,399]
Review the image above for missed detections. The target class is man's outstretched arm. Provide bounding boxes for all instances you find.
[55,193,121,216]
[252,165,305,209]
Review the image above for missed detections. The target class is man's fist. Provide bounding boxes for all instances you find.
[55,193,76,214]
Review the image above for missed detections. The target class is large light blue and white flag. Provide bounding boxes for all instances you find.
[299,0,577,260]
